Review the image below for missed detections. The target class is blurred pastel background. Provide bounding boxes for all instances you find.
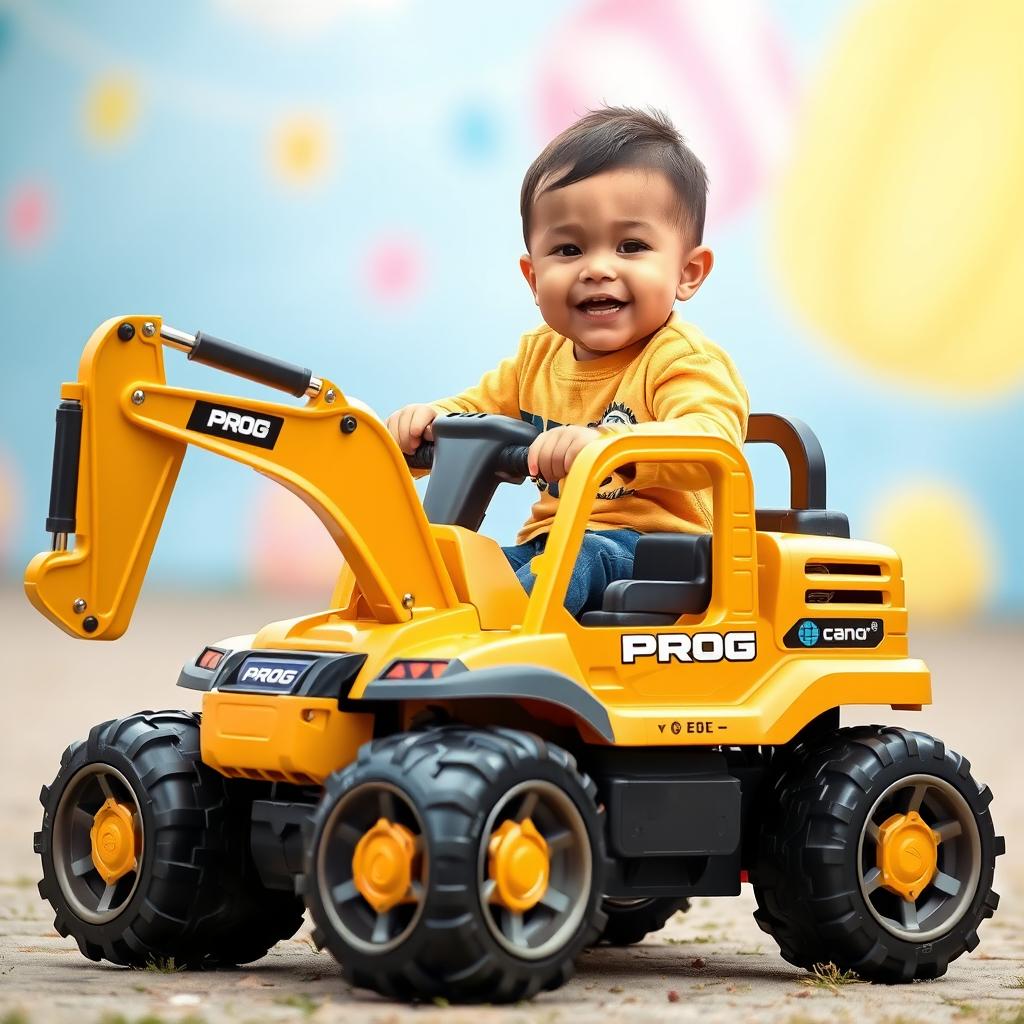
[2,0,1022,619]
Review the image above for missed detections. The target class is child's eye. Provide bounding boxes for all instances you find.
[619,240,649,254]
[551,243,581,257]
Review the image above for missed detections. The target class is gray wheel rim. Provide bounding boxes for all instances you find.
[315,781,427,955]
[856,773,982,942]
[52,763,144,925]
[477,779,592,962]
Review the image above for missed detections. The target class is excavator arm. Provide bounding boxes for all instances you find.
[25,315,458,639]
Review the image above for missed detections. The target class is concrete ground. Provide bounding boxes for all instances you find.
[1,587,1021,1024]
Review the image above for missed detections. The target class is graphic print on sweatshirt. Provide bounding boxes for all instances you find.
[520,402,639,500]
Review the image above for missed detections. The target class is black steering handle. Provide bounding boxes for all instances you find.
[406,442,530,478]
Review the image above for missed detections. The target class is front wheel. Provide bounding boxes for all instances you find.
[752,726,1004,982]
[35,711,303,967]
[304,727,607,1003]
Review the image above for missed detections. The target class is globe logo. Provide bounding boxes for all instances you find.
[798,620,820,646]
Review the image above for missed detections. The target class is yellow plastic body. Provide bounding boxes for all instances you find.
[25,315,932,786]
[200,691,374,784]
[25,316,458,638]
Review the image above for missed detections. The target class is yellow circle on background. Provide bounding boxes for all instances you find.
[868,481,995,619]
[83,75,140,145]
[774,0,1024,396]
[272,116,331,185]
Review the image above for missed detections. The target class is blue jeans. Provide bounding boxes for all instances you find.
[502,528,641,615]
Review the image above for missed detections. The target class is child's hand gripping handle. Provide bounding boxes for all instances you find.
[160,324,321,398]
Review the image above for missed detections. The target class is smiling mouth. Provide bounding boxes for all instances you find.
[576,296,629,316]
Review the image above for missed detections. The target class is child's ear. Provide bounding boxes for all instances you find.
[520,254,540,306]
[676,245,714,302]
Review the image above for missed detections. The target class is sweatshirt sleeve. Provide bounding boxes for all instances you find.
[599,345,749,494]
[428,337,525,418]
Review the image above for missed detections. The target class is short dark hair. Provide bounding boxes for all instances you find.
[520,106,708,249]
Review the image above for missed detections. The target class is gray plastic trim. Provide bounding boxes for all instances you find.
[177,659,221,691]
[361,662,615,743]
[176,646,365,700]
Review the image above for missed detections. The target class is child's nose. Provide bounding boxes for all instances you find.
[579,255,618,282]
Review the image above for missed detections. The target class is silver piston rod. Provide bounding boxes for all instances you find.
[159,324,322,398]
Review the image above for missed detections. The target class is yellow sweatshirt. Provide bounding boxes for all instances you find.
[431,315,749,544]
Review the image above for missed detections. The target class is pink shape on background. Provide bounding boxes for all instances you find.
[363,235,424,305]
[535,0,797,229]
[0,447,22,566]
[246,478,342,594]
[5,180,52,250]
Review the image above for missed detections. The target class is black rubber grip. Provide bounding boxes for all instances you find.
[188,332,313,397]
[405,445,434,471]
[405,443,530,477]
[498,444,531,478]
[46,399,83,534]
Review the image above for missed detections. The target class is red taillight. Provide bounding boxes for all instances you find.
[382,660,448,680]
[197,647,225,670]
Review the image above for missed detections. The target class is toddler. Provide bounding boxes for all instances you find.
[387,106,748,615]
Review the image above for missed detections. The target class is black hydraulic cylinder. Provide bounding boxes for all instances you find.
[188,332,313,397]
[45,399,83,535]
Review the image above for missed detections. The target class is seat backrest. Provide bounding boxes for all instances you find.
[580,533,712,626]
[632,532,712,582]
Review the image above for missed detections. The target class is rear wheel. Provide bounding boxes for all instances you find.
[304,727,606,1003]
[36,711,303,967]
[751,726,1003,982]
[597,897,691,946]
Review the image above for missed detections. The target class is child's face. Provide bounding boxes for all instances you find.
[521,167,712,359]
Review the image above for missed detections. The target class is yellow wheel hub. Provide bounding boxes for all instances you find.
[487,818,550,913]
[352,817,418,914]
[876,810,941,901]
[89,797,140,885]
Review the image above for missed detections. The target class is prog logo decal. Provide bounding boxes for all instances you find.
[784,618,884,649]
[186,400,284,450]
[622,631,757,664]
[229,657,311,693]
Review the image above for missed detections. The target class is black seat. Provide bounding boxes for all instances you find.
[581,533,712,627]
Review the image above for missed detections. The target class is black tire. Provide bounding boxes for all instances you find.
[597,897,691,946]
[191,778,306,966]
[35,711,303,967]
[751,725,1004,983]
[304,727,607,1003]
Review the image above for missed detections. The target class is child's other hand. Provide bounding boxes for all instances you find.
[528,425,601,483]
[385,403,438,454]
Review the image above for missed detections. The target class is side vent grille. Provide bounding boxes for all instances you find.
[805,561,886,605]
[806,562,882,576]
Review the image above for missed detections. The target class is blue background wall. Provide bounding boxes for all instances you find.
[1,0,1021,617]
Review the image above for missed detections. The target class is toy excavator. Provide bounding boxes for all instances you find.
[26,316,1003,1002]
